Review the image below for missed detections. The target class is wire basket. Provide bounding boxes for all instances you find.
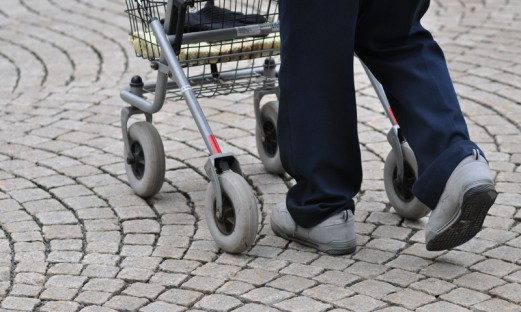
[125,0,280,98]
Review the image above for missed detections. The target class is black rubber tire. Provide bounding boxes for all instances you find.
[124,121,165,198]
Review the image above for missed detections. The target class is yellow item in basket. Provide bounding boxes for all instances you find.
[129,31,280,64]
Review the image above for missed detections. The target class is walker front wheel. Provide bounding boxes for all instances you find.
[205,170,258,254]
[124,121,165,198]
[256,101,284,174]
[384,143,430,220]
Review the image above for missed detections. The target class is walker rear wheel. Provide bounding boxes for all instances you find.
[205,170,258,253]
[124,121,165,198]
[256,101,284,174]
[384,143,430,220]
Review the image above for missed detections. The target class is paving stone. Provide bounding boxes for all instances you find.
[274,296,332,312]
[232,303,281,312]
[455,238,498,253]
[47,251,83,263]
[40,287,79,300]
[409,278,456,296]
[77,208,116,220]
[489,283,521,304]
[1,296,41,311]
[454,272,506,291]
[240,286,293,305]
[43,225,83,240]
[115,206,156,220]
[343,261,388,279]
[416,301,471,312]
[248,246,283,258]
[350,279,398,300]
[352,248,396,264]
[247,257,289,272]
[377,268,425,287]
[15,262,48,274]
[313,270,361,287]
[384,289,436,310]
[159,259,202,274]
[192,262,242,279]
[64,195,109,210]
[117,267,154,282]
[158,288,204,306]
[139,301,185,312]
[82,265,120,278]
[194,294,242,311]
[9,188,52,203]
[51,185,93,198]
[183,249,217,262]
[9,284,42,297]
[83,219,119,232]
[420,262,469,280]
[46,275,88,289]
[36,210,78,225]
[440,287,491,306]
[82,253,120,266]
[483,246,521,263]
[124,234,156,245]
[476,228,517,244]
[302,284,354,302]
[103,295,149,311]
[82,278,126,293]
[435,250,485,267]
[14,272,46,286]
[216,280,256,296]
[120,245,153,257]
[310,255,354,271]
[472,298,521,312]
[75,291,113,305]
[267,275,317,293]
[40,301,81,312]
[123,282,165,299]
[386,255,433,272]
[277,249,320,264]
[334,294,387,312]
[402,243,446,259]
[471,258,519,277]
[182,275,226,292]
[232,268,278,286]
[279,263,324,278]
[149,272,188,287]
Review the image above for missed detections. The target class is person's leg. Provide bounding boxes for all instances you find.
[354,0,479,209]
[354,0,496,250]
[277,0,361,228]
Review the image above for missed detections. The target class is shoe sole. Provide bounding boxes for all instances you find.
[426,183,497,251]
[271,222,356,255]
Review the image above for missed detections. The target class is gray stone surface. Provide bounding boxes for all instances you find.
[0,0,520,311]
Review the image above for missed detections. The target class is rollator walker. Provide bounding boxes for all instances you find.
[120,0,429,253]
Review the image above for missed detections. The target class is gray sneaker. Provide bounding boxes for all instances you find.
[270,203,356,255]
[425,152,497,251]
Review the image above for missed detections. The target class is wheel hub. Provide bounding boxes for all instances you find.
[214,194,236,235]
[130,142,145,180]
[262,121,278,157]
[393,162,415,202]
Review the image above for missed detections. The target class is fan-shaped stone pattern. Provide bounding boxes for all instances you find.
[0,0,519,311]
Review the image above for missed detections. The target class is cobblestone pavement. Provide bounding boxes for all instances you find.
[0,0,520,311]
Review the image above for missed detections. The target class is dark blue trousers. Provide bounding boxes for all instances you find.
[278,0,482,227]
